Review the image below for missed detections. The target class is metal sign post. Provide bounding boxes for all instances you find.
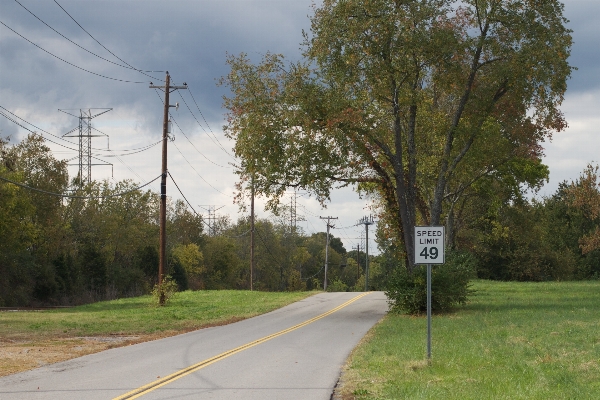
[414,226,445,363]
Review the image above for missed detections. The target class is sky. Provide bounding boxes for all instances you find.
[1,0,599,255]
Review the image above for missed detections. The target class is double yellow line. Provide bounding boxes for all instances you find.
[114,292,371,399]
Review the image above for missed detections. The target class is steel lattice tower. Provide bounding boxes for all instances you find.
[60,108,112,186]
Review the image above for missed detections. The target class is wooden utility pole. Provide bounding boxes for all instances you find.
[359,215,375,291]
[319,216,338,291]
[354,244,360,281]
[250,176,255,291]
[150,72,186,304]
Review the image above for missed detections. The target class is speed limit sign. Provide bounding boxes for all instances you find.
[414,226,445,265]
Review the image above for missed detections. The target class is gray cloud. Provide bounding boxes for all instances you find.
[1,0,598,251]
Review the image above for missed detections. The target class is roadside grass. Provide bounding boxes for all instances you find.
[338,280,600,399]
[0,290,313,376]
[0,290,313,339]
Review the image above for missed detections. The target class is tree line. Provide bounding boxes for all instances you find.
[0,134,377,306]
[1,134,598,307]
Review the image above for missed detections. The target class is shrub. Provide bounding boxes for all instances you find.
[327,278,348,292]
[385,251,476,314]
[151,275,179,306]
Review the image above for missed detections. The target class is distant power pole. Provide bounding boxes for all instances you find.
[250,177,255,291]
[290,189,297,232]
[149,72,187,304]
[354,244,361,281]
[359,215,375,291]
[319,216,338,291]
[199,205,225,236]
[60,108,112,187]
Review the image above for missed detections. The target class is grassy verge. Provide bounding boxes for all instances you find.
[0,290,313,376]
[337,280,600,399]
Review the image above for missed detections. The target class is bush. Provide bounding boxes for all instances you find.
[385,251,476,314]
[327,278,348,292]
[151,275,179,306]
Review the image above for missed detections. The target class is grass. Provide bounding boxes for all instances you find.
[338,280,600,399]
[0,290,313,340]
[0,290,314,376]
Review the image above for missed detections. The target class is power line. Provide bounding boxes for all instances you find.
[0,106,161,153]
[13,0,156,76]
[183,88,235,159]
[152,88,230,169]
[0,174,161,199]
[171,139,233,198]
[167,171,211,230]
[254,225,283,267]
[169,115,230,169]
[0,20,146,83]
[52,0,161,81]
[1,109,153,183]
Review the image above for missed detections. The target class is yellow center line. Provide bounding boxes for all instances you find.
[113,292,371,400]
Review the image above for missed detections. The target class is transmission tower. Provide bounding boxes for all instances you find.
[60,108,112,186]
[199,205,225,236]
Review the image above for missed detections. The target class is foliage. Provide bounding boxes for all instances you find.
[222,0,573,270]
[150,275,179,306]
[327,278,348,292]
[566,164,600,254]
[469,166,600,281]
[171,243,204,290]
[386,251,476,314]
[286,269,305,291]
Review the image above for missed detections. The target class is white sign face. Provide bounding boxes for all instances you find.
[414,226,445,265]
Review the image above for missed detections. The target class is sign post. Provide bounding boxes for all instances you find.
[414,226,445,362]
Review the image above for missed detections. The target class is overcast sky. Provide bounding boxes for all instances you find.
[1,0,598,254]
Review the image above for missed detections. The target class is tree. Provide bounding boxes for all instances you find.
[566,164,600,254]
[222,0,573,270]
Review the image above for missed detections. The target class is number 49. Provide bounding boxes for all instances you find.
[420,247,438,259]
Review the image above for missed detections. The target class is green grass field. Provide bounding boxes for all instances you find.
[0,290,313,340]
[338,280,600,399]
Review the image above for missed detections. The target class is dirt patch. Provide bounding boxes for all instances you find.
[0,336,145,377]
[0,317,249,377]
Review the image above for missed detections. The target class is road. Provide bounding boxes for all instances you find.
[0,292,388,399]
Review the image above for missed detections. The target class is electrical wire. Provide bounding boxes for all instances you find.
[168,171,252,238]
[169,116,230,169]
[182,89,235,159]
[13,0,156,76]
[1,107,162,154]
[152,89,230,169]
[0,20,146,83]
[254,225,283,267]
[167,171,211,230]
[171,139,233,198]
[0,110,88,153]
[177,92,233,160]
[301,264,324,282]
[0,174,161,199]
[52,0,162,81]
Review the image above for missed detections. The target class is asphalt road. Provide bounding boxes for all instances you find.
[0,291,388,400]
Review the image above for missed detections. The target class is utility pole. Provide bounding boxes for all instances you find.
[150,72,186,304]
[250,176,255,291]
[319,216,338,291]
[290,189,297,232]
[60,108,112,187]
[359,215,375,291]
[354,244,361,281]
